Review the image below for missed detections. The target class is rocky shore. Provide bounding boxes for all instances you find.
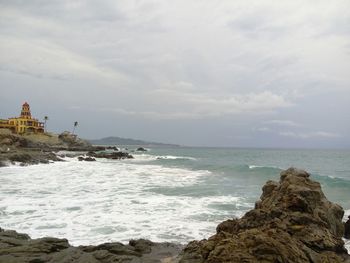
[0,130,133,166]
[0,229,183,263]
[1,168,349,262]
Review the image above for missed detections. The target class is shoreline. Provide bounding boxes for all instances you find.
[0,131,137,167]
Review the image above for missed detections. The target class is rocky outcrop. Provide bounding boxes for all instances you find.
[87,151,134,160]
[179,168,350,263]
[0,132,28,148]
[136,147,147,152]
[58,131,92,150]
[78,156,96,162]
[0,228,183,263]
[0,131,105,166]
[0,149,64,166]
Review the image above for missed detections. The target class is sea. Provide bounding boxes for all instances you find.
[0,147,349,251]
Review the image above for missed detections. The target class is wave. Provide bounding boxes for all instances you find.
[156,155,197,161]
[248,165,284,171]
[0,159,214,245]
[132,154,196,162]
[311,173,350,188]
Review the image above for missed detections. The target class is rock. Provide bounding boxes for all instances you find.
[0,138,12,145]
[179,167,350,263]
[106,146,119,151]
[129,239,154,254]
[0,133,28,147]
[136,147,147,152]
[0,229,183,263]
[78,156,96,162]
[87,151,134,160]
[3,150,63,165]
[345,216,350,239]
[8,153,33,163]
[58,131,92,150]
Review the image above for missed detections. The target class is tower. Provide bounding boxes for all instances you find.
[20,102,32,119]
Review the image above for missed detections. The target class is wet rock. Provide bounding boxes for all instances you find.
[0,229,183,263]
[136,147,147,152]
[345,216,350,239]
[78,156,96,162]
[8,153,33,163]
[4,150,63,165]
[106,146,119,151]
[87,151,134,160]
[179,167,350,263]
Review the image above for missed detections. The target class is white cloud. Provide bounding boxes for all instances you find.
[0,36,127,82]
[279,131,341,139]
[255,127,271,132]
[89,90,290,120]
[264,120,300,127]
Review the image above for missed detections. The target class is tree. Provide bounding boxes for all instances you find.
[44,116,48,131]
[72,121,78,135]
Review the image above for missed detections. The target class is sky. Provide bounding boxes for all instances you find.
[0,0,349,148]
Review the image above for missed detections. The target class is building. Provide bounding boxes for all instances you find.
[0,102,44,134]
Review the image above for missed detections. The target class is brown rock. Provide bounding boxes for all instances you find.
[179,167,350,263]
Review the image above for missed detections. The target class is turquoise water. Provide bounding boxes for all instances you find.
[134,147,350,211]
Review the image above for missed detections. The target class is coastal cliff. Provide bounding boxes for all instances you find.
[0,168,349,262]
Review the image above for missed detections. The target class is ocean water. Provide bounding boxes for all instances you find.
[0,147,349,251]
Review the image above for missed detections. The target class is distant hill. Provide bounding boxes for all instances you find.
[88,136,179,147]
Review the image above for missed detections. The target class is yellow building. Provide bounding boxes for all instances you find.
[0,102,44,134]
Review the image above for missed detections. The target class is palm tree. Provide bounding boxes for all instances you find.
[44,116,48,131]
[72,121,78,135]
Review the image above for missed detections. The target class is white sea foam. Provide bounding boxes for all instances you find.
[155,155,197,160]
[0,159,244,246]
[132,153,196,162]
[248,165,281,170]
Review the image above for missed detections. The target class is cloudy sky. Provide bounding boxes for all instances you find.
[0,0,349,148]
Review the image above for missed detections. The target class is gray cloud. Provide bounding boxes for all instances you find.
[0,0,349,147]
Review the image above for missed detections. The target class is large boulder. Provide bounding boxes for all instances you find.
[179,168,350,263]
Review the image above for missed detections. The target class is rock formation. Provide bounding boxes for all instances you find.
[179,168,350,263]
[136,147,147,152]
[0,130,113,166]
[0,228,182,263]
[78,156,96,162]
[87,151,134,160]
